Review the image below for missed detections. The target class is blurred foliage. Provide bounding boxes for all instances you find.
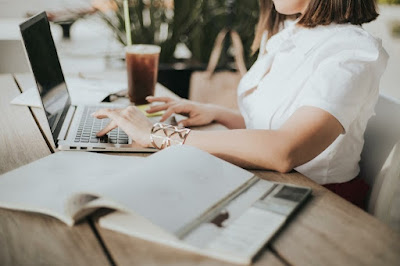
[392,22,400,37]
[378,0,400,4]
[99,0,259,67]
[187,0,259,67]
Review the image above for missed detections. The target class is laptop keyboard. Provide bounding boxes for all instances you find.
[74,106,129,144]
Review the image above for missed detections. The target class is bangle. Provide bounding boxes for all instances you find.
[150,123,191,150]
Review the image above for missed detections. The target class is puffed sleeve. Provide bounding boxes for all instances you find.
[299,29,388,133]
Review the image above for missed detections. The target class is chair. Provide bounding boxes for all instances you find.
[359,93,400,232]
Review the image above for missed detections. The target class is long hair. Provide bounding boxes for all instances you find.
[251,0,379,53]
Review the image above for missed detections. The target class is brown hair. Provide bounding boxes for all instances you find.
[251,0,379,53]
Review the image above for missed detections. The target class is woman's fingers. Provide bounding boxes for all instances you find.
[146,96,174,104]
[91,113,109,119]
[97,121,118,137]
[160,105,178,122]
[91,108,121,136]
[146,96,178,114]
[88,106,153,147]
[91,108,120,119]
[146,103,171,113]
[160,104,189,122]
[177,116,201,127]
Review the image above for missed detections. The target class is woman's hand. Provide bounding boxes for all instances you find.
[146,96,217,127]
[91,106,153,147]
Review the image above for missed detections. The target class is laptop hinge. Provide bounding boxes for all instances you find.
[57,105,76,142]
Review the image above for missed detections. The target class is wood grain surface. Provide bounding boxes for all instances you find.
[0,74,50,174]
[0,209,110,266]
[3,72,400,266]
[254,170,400,266]
[92,220,285,266]
[0,74,110,266]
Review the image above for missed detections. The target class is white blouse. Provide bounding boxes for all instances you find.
[237,20,388,184]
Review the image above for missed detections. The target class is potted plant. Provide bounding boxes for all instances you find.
[98,0,259,98]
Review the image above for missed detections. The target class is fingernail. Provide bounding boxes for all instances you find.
[178,123,184,128]
[146,96,152,100]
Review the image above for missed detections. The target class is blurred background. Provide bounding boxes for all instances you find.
[0,0,398,99]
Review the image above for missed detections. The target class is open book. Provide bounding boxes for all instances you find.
[0,146,310,265]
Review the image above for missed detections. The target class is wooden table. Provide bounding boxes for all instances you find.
[1,72,399,266]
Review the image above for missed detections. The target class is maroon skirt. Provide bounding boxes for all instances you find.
[323,177,369,209]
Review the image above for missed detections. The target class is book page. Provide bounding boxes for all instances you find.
[99,179,277,264]
[86,146,255,235]
[0,152,143,225]
[0,146,254,231]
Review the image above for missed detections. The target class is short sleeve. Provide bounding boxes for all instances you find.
[299,30,388,133]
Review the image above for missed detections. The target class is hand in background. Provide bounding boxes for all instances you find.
[146,96,216,127]
[91,106,153,147]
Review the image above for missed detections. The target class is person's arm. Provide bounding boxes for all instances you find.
[92,105,343,173]
[185,106,343,172]
[146,96,245,129]
[207,105,245,129]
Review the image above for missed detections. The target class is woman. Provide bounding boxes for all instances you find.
[93,0,388,207]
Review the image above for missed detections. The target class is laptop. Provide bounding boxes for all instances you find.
[19,12,155,152]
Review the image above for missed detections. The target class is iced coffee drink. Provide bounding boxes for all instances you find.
[125,45,161,105]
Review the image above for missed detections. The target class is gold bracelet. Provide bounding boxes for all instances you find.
[150,123,191,150]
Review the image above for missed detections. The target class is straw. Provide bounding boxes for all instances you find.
[123,0,132,46]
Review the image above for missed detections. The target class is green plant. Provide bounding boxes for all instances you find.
[392,21,400,37]
[99,0,199,63]
[378,0,400,4]
[99,0,259,66]
[185,0,259,67]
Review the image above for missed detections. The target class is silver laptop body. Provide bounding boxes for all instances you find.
[20,12,155,152]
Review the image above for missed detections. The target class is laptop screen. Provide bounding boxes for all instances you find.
[19,12,71,142]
